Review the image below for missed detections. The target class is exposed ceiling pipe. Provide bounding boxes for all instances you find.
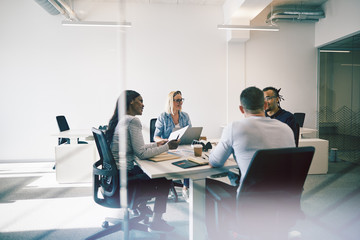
[56,0,80,21]
[48,0,69,18]
[34,0,79,21]
[34,0,60,15]
[266,7,325,23]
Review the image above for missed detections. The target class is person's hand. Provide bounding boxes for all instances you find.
[167,139,180,150]
[156,139,168,146]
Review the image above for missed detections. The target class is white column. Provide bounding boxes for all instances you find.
[226,38,247,124]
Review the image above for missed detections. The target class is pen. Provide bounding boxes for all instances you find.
[176,134,180,140]
[205,154,209,158]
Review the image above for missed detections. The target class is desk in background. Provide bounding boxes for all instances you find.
[299,138,328,174]
[53,129,97,183]
[135,147,237,240]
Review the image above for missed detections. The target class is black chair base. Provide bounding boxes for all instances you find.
[86,214,149,240]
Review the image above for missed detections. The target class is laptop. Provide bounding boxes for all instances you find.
[168,126,203,145]
[179,127,203,145]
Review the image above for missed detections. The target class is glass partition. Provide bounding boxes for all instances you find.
[319,34,360,162]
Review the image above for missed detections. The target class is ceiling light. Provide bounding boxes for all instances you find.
[341,64,360,67]
[217,24,279,31]
[319,50,350,53]
[62,20,132,28]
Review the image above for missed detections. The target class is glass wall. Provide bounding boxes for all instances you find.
[319,34,360,162]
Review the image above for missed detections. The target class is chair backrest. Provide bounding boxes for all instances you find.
[150,118,157,142]
[56,115,70,145]
[236,146,315,237]
[294,112,305,128]
[56,115,70,131]
[92,127,119,206]
[295,122,300,147]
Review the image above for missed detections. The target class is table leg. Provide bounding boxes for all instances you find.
[189,178,207,240]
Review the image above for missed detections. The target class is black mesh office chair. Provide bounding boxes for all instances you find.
[150,118,183,202]
[294,112,306,128]
[54,115,88,169]
[206,146,315,240]
[56,115,88,144]
[295,122,300,147]
[85,128,149,240]
[150,118,157,143]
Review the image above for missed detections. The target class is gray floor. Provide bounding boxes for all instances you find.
[0,157,359,240]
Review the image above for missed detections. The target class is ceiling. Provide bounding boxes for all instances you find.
[45,0,360,49]
[129,0,327,6]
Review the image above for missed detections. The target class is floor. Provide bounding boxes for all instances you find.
[0,157,360,240]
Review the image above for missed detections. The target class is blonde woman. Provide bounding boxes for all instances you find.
[154,90,191,202]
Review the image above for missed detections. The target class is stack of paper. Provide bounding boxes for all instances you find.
[148,152,181,162]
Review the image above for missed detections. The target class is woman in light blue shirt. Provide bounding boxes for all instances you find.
[154,90,192,202]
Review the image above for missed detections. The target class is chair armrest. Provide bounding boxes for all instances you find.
[93,160,118,176]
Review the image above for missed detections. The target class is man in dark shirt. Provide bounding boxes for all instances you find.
[263,87,299,145]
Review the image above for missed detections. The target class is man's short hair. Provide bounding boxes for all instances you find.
[240,86,264,113]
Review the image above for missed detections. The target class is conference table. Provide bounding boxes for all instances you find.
[135,146,238,240]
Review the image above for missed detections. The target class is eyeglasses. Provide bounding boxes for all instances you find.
[173,98,185,103]
[265,96,277,101]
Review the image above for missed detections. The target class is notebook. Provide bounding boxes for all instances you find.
[172,157,208,169]
[169,126,203,145]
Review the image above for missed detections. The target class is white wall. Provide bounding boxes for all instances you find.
[125,3,227,142]
[0,1,226,160]
[315,0,360,47]
[245,22,318,129]
[0,1,122,160]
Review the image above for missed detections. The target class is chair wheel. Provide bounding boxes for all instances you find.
[143,216,149,224]
[102,221,109,228]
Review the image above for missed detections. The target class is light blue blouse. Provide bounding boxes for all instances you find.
[154,111,191,140]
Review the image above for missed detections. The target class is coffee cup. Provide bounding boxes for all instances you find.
[193,144,203,157]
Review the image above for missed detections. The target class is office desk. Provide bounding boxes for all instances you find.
[54,129,94,144]
[53,129,97,183]
[299,138,329,174]
[135,147,237,240]
[300,127,318,138]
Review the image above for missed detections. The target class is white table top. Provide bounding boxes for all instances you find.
[135,147,238,180]
[52,129,93,138]
[300,127,318,134]
[52,129,94,143]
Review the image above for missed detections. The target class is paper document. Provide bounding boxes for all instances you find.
[187,157,208,165]
[148,152,181,162]
[168,125,189,141]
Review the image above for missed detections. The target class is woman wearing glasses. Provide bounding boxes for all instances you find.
[154,90,192,202]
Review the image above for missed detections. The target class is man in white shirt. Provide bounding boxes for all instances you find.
[206,86,295,238]
[209,86,295,188]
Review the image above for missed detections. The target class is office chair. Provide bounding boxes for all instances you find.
[54,115,88,169]
[150,118,157,143]
[294,112,306,128]
[85,128,150,240]
[56,115,88,145]
[295,122,300,147]
[150,118,183,202]
[206,146,315,240]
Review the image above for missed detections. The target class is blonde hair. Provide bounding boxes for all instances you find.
[166,90,182,115]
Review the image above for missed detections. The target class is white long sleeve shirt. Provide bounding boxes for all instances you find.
[111,115,169,170]
[209,116,295,187]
